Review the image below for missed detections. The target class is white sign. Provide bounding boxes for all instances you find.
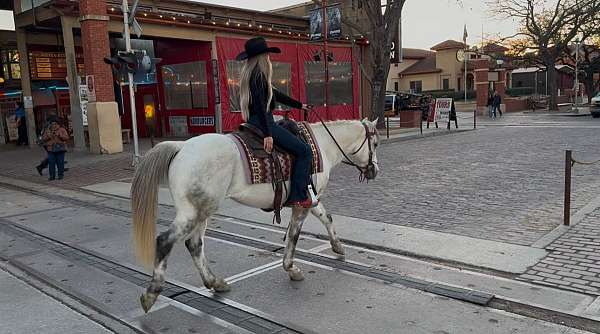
[434,98,452,123]
[85,75,96,103]
[190,116,214,126]
[23,96,33,109]
[79,84,89,126]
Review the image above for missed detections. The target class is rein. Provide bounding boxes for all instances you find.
[310,110,375,182]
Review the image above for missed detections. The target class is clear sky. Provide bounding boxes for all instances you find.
[0,1,519,49]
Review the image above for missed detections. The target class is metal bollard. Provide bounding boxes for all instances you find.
[386,115,390,139]
[564,150,572,226]
[473,109,477,129]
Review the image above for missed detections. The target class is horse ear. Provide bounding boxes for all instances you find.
[372,117,379,125]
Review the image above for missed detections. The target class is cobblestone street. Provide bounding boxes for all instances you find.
[323,116,600,246]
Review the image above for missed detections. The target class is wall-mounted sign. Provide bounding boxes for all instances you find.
[29,51,84,80]
[309,5,342,41]
[190,116,214,127]
[23,95,33,109]
[488,71,499,82]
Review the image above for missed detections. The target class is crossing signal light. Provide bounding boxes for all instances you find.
[104,50,161,83]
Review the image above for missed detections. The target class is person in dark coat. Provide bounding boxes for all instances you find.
[237,37,315,208]
[492,90,503,118]
[14,101,28,145]
[487,94,494,118]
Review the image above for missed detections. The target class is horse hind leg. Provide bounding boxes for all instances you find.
[140,216,196,313]
[283,207,310,281]
[185,219,230,292]
[311,202,344,255]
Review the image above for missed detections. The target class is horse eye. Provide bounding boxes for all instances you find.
[374,143,378,148]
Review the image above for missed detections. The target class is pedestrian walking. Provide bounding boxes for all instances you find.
[36,115,69,176]
[492,91,503,118]
[41,116,69,181]
[487,94,494,118]
[14,101,28,145]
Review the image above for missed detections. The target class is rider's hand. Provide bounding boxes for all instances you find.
[264,136,273,153]
[301,104,313,112]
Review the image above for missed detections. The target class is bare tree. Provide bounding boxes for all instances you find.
[489,0,600,110]
[563,34,600,103]
[313,0,405,127]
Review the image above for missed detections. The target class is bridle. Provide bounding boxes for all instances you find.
[312,111,378,182]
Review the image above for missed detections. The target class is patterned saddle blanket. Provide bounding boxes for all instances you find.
[229,120,323,185]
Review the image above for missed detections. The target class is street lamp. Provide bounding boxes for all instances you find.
[573,37,580,113]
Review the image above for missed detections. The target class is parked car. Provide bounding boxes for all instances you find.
[591,93,600,118]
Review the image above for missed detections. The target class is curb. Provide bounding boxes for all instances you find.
[381,128,474,144]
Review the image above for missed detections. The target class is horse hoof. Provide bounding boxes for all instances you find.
[140,293,157,313]
[213,278,231,292]
[288,267,305,281]
[331,242,345,256]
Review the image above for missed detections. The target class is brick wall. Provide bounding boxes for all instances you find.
[79,0,115,102]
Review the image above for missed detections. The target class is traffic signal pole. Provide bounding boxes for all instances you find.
[122,0,141,164]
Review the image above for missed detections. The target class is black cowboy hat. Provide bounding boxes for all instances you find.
[236,37,280,61]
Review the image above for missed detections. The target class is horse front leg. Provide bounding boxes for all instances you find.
[283,207,309,281]
[310,202,344,255]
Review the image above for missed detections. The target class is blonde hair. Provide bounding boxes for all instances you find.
[239,53,273,121]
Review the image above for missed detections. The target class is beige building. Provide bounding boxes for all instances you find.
[397,40,475,94]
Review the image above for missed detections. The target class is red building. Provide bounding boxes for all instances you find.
[1,0,364,150]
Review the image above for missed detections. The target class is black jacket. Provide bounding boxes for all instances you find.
[249,66,302,136]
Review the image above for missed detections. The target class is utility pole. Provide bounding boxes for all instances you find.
[573,38,580,113]
[322,0,329,117]
[122,0,141,163]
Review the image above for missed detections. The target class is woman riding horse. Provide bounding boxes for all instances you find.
[237,37,315,208]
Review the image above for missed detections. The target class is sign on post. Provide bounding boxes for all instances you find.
[309,5,342,40]
[78,83,89,126]
[434,98,452,123]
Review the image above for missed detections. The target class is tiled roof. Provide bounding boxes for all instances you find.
[402,48,435,59]
[482,43,508,53]
[400,54,441,75]
[430,40,466,51]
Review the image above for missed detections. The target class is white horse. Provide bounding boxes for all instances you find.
[132,118,380,312]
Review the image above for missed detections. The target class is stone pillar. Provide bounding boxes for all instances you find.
[79,0,123,154]
[15,28,37,147]
[61,16,86,151]
[496,68,507,98]
[474,59,489,115]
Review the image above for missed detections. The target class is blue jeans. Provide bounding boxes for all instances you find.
[248,114,312,202]
[488,105,493,118]
[48,151,65,179]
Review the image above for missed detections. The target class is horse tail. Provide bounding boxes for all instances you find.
[131,141,181,268]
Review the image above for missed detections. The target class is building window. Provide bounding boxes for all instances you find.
[394,81,399,92]
[272,62,292,110]
[226,60,293,112]
[161,61,208,110]
[305,61,353,106]
[442,78,450,90]
[1,50,21,80]
[226,60,243,112]
[409,80,422,93]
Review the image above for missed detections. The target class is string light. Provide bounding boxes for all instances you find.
[172,17,176,21]
[159,15,163,18]
[187,20,191,24]
[248,23,253,27]
[237,23,240,27]
[259,25,263,28]
[110,7,115,11]
[143,12,148,17]
[211,21,216,25]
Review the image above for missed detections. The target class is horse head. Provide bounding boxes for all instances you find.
[352,118,380,181]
